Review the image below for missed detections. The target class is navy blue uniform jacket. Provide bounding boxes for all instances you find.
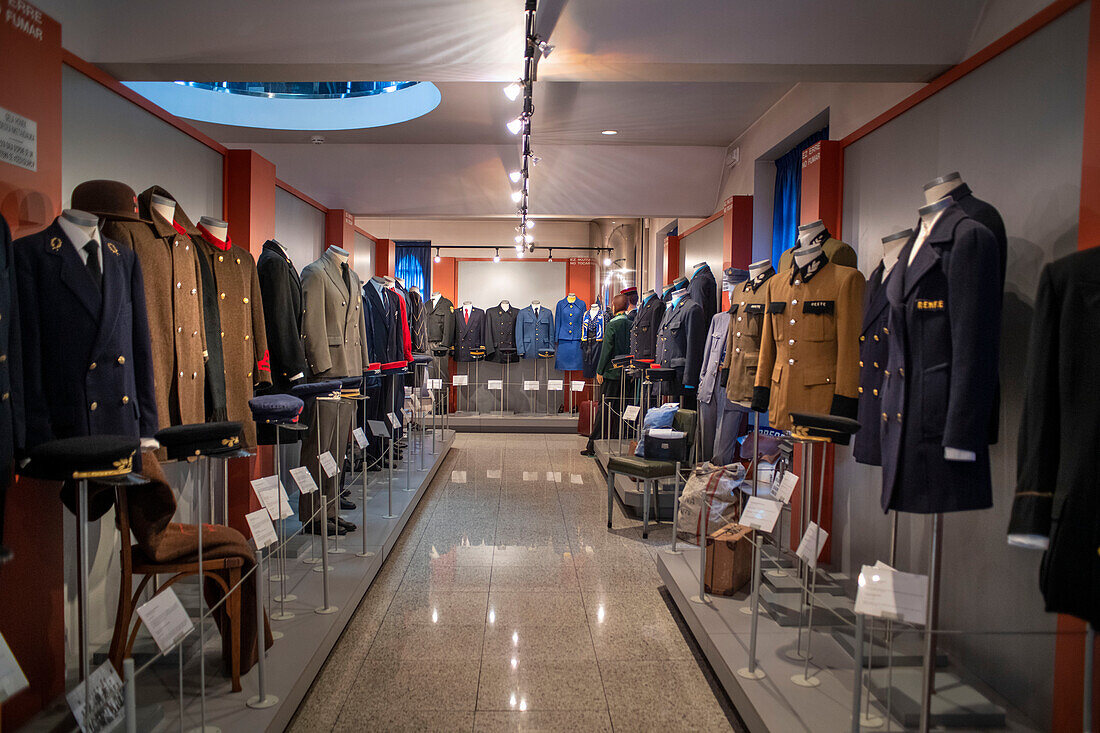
[879,204,1000,514]
[854,263,891,466]
[16,220,157,447]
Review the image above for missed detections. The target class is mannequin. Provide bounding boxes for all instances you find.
[748,258,771,280]
[500,299,511,311]
[909,197,952,267]
[923,172,963,206]
[693,261,709,273]
[793,243,822,268]
[198,216,229,242]
[531,300,541,317]
[328,245,349,264]
[382,275,395,288]
[60,208,99,240]
[149,193,175,224]
[669,282,689,306]
[797,220,828,248]
[566,293,576,302]
[641,289,656,302]
[431,291,442,305]
[881,228,912,277]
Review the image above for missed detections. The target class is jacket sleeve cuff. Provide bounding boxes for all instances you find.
[1006,492,1052,540]
[751,386,770,413]
[829,394,858,420]
[720,367,730,387]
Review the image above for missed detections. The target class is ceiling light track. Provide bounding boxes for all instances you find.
[502,0,544,254]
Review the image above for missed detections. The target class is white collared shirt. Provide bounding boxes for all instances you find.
[58,216,102,265]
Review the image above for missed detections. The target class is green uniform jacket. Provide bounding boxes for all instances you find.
[597,314,632,381]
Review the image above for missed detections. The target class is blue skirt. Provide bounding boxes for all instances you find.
[555,339,584,371]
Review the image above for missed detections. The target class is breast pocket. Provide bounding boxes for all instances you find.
[801,300,836,341]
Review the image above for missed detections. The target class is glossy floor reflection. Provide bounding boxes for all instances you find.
[289,433,741,732]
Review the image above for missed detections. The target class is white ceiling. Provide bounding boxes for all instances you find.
[35,0,1044,219]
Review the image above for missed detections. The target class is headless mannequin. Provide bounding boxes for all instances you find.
[566,293,576,303]
[793,244,822,269]
[462,300,473,318]
[693,262,709,274]
[797,220,827,248]
[149,193,175,224]
[531,300,541,318]
[500,300,511,311]
[382,276,395,289]
[748,258,771,280]
[199,216,229,242]
[923,172,963,206]
[669,286,688,307]
[395,277,405,288]
[641,289,656,302]
[909,197,952,267]
[328,245,349,265]
[881,229,912,277]
[431,291,442,306]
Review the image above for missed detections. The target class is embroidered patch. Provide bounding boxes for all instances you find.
[49,237,62,251]
[766,301,787,314]
[916,299,945,311]
[744,303,766,315]
[107,242,120,256]
[802,300,834,314]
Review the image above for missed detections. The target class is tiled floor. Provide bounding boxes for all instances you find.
[289,433,741,732]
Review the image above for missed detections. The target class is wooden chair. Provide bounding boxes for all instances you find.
[108,485,243,691]
[607,408,698,538]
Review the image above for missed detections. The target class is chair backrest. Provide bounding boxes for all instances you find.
[672,409,699,464]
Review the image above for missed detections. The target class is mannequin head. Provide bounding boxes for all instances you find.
[881,228,912,275]
[797,220,827,248]
[923,172,963,206]
[749,258,771,279]
[199,216,228,241]
[919,196,952,226]
[150,193,175,223]
[793,244,822,268]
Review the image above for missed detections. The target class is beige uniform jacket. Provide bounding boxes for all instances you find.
[301,248,370,379]
[101,194,208,429]
[777,236,857,273]
[753,253,865,430]
[722,267,775,403]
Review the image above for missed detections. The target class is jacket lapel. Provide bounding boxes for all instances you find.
[322,251,350,301]
[887,233,915,307]
[95,236,125,349]
[861,264,889,335]
[51,223,103,320]
[903,204,968,298]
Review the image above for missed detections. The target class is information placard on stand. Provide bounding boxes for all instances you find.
[523,380,540,391]
[318,451,339,478]
[245,508,279,549]
[290,466,318,494]
[352,427,368,449]
[571,380,586,392]
[453,375,469,386]
[428,378,443,389]
[135,587,193,654]
[548,379,563,391]
[368,419,390,438]
[488,379,503,390]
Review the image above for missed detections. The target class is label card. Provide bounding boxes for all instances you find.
[523,380,540,391]
[771,471,799,504]
[450,470,467,484]
[245,508,279,549]
[352,427,368,449]
[488,379,503,390]
[290,466,318,494]
[571,380,586,392]
[319,451,339,478]
[622,405,641,423]
[453,375,469,386]
[739,497,783,533]
[487,469,502,479]
[0,632,29,704]
[136,587,194,654]
[547,379,563,391]
[386,412,401,429]
[854,564,928,626]
[570,473,584,485]
[427,378,443,390]
[368,419,390,438]
[795,522,828,566]
[67,662,124,733]
[522,471,538,481]
[545,471,561,482]
[251,476,294,519]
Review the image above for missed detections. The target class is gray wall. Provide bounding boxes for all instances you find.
[62,65,223,221]
[679,218,724,286]
[352,231,374,284]
[456,261,567,311]
[836,6,1087,725]
[274,186,325,270]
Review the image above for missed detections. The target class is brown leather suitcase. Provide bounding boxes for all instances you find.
[577,400,596,435]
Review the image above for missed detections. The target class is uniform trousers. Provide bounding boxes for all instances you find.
[699,394,747,465]
[298,396,354,522]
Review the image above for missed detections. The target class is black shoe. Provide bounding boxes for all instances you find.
[340,497,356,511]
[336,517,357,533]
[340,488,351,498]
[580,447,595,457]
[303,519,347,536]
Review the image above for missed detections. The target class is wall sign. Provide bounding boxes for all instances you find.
[0,105,36,171]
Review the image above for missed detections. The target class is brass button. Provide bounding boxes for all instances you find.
[89,362,97,370]
[858,387,864,394]
[236,258,241,264]
[874,334,879,341]
[179,371,184,377]
[788,358,795,365]
[218,255,224,262]
[884,327,890,335]
[896,413,902,422]
[885,369,891,377]
[121,395,129,404]
[221,331,225,338]
[1,392,8,401]
[737,316,743,322]
[177,326,182,333]
[859,360,864,367]
[191,288,197,295]
[736,332,742,338]
[192,331,198,337]
[247,371,253,378]
[882,412,887,421]
[860,335,866,342]
[873,388,879,397]
[789,319,796,325]
[243,297,250,304]
[192,372,197,379]
[873,362,879,368]
[0,354,6,362]
[220,293,226,299]
[792,299,798,305]
[90,401,98,411]
[740,301,745,307]
[788,339,795,345]
[899,368,905,377]
[176,282,181,289]
[245,334,250,340]
[825,377,831,383]
[735,347,741,353]
[117,356,126,364]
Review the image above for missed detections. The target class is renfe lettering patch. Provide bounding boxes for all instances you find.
[916,299,945,311]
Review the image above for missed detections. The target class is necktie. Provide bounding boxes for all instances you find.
[341,262,352,293]
[84,241,101,287]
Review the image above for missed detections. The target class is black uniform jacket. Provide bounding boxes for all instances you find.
[0,216,23,542]
[426,295,455,347]
[854,262,892,465]
[256,240,308,388]
[879,204,1001,514]
[630,294,666,361]
[1009,247,1100,626]
[485,304,520,363]
[363,281,401,364]
[654,296,706,390]
[455,307,487,362]
[16,220,158,447]
[687,265,718,328]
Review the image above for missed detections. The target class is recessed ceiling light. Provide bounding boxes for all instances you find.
[601,130,618,135]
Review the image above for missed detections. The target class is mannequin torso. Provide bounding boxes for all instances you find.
[881,229,912,277]
[150,194,175,224]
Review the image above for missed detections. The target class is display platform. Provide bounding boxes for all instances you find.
[25,430,455,733]
[593,438,675,519]
[656,547,1039,733]
[445,411,578,433]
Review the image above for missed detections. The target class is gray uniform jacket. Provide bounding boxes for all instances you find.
[698,311,731,404]
[300,248,369,378]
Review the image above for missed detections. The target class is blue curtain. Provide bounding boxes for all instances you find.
[770,127,828,267]
[395,241,431,293]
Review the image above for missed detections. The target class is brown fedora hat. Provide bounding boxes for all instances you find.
[71,179,146,223]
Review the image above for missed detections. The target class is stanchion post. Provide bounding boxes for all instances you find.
[124,658,136,733]
[852,612,866,733]
[919,513,944,733]
[246,546,278,708]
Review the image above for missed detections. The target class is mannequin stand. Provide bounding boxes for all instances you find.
[737,412,767,680]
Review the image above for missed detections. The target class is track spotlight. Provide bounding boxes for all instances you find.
[514,234,523,244]
[537,38,555,58]
[493,249,501,263]
[530,155,541,166]
[603,255,611,266]
[506,117,523,135]
[524,233,534,243]
[503,81,522,101]
[547,249,553,262]
[434,248,441,263]
[509,170,522,183]
[510,190,523,203]
[525,219,534,229]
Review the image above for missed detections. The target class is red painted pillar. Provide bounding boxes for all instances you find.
[799,140,844,234]
[325,209,357,267]
[663,235,681,286]
[722,195,753,309]
[0,5,66,729]
[375,238,396,277]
